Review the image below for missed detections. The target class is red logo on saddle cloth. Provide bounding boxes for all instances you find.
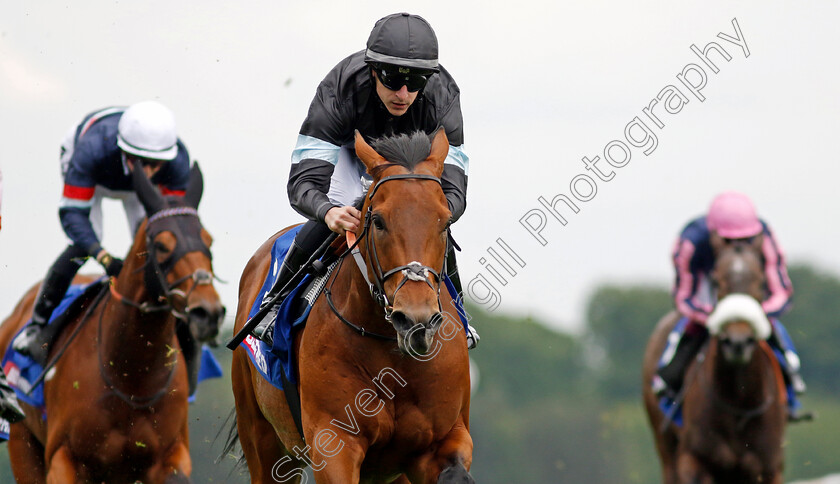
[244,334,269,374]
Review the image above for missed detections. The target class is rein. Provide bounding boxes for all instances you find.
[324,173,445,341]
[27,284,110,393]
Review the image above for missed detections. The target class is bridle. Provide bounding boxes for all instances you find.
[101,204,215,408]
[324,173,448,340]
[109,206,215,321]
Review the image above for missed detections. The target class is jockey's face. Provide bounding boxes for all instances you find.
[373,70,419,116]
[125,153,165,179]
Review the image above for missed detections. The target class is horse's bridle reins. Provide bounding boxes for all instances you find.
[102,206,215,408]
[109,206,215,320]
[324,173,447,341]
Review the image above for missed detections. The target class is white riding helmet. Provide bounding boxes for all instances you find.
[117,101,179,161]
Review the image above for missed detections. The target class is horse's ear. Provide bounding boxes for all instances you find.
[355,130,387,175]
[426,127,449,178]
[132,162,165,215]
[750,232,764,252]
[184,162,204,209]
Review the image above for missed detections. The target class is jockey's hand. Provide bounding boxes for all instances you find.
[325,206,361,235]
[96,250,124,277]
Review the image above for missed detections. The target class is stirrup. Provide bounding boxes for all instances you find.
[466,324,480,350]
[12,325,49,365]
[251,305,278,346]
[0,380,25,423]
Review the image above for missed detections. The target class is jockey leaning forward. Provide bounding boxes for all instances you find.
[0,166,28,424]
[250,12,479,348]
[652,191,811,422]
[13,101,191,366]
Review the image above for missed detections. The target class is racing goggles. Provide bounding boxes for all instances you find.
[375,65,432,93]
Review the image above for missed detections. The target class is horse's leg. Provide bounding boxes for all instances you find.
[232,350,303,483]
[45,446,80,484]
[8,424,47,484]
[309,441,364,484]
[150,441,192,483]
[656,431,680,484]
[407,420,474,484]
[675,453,713,484]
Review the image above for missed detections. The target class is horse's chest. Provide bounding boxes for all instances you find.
[70,415,163,465]
[684,428,771,475]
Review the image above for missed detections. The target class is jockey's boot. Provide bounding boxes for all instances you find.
[768,319,813,423]
[251,239,311,346]
[13,245,85,366]
[0,370,25,424]
[654,319,708,398]
[446,245,479,349]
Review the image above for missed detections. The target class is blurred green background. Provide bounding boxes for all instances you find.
[1,263,837,482]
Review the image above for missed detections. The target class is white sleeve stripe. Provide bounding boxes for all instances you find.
[291,134,341,166]
[60,197,94,209]
[444,144,469,175]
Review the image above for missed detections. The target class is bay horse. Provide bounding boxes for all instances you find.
[0,164,224,483]
[642,235,788,483]
[231,130,474,483]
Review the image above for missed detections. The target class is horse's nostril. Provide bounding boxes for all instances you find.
[188,307,210,325]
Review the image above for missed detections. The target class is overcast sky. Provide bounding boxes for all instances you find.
[1,1,838,333]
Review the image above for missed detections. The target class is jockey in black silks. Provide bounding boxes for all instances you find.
[250,13,479,349]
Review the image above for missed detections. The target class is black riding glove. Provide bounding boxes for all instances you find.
[97,252,124,277]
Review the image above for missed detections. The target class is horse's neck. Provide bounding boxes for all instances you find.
[709,342,772,405]
[100,274,178,388]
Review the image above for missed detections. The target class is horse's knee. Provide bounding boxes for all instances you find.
[437,462,474,484]
[46,447,78,484]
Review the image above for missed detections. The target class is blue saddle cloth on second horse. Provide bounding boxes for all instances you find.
[239,226,470,392]
[0,277,223,441]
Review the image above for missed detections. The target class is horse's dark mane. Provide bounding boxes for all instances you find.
[370,131,431,174]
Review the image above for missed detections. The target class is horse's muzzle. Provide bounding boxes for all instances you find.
[390,310,443,356]
[719,335,757,365]
[188,303,225,346]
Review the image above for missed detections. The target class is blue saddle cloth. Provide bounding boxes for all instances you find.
[0,278,223,441]
[239,227,470,392]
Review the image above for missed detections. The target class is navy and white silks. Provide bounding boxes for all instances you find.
[59,107,191,256]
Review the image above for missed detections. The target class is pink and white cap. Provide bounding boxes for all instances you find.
[707,191,762,239]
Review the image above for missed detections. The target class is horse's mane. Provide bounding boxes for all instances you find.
[369,131,432,174]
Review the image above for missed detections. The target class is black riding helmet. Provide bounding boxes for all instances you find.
[365,12,439,73]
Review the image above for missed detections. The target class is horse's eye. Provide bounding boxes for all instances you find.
[372,215,386,231]
[154,241,171,254]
